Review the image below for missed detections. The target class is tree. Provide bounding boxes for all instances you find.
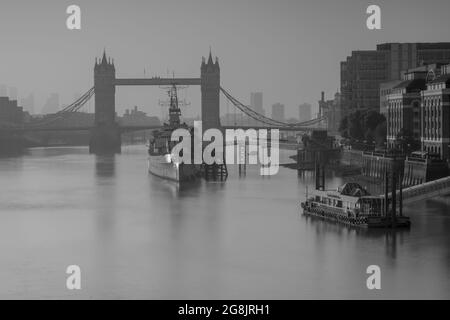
[339,110,386,144]
[348,111,364,141]
[364,111,386,132]
[365,128,375,144]
[374,121,387,148]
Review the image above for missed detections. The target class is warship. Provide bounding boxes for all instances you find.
[147,84,200,182]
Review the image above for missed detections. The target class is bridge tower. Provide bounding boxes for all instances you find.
[89,50,121,154]
[201,51,221,132]
[200,51,228,179]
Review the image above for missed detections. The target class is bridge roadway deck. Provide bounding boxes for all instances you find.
[3,124,319,133]
[380,175,450,204]
[114,78,201,86]
[1,125,164,133]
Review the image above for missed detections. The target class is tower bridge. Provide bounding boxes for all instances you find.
[90,50,221,153]
[1,50,326,153]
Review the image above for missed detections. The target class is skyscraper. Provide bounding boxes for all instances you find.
[250,92,264,115]
[42,93,60,114]
[248,92,264,126]
[299,103,312,122]
[318,92,342,135]
[271,103,285,123]
[20,93,35,114]
[341,42,450,116]
[0,96,24,125]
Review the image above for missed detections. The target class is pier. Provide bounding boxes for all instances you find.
[382,175,450,205]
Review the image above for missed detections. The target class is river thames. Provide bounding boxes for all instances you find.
[0,145,449,299]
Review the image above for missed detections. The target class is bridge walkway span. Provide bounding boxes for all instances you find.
[380,175,450,205]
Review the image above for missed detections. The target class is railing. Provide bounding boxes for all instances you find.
[380,175,450,203]
[362,150,404,158]
[404,176,450,199]
[405,156,428,164]
[220,87,326,129]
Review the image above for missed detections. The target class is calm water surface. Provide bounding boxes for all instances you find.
[0,146,449,299]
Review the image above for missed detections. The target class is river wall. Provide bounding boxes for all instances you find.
[0,132,25,155]
[340,149,449,186]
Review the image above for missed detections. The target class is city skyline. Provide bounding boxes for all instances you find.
[1,0,450,302]
[1,0,450,118]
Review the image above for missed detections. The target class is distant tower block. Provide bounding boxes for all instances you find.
[89,50,121,154]
[201,51,221,132]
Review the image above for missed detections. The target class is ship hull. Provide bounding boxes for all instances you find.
[148,155,199,183]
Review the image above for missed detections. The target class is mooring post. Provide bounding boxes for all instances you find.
[315,153,319,190]
[392,171,397,228]
[399,172,403,217]
[321,165,325,191]
[244,142,247,175]
[385,171,389,226]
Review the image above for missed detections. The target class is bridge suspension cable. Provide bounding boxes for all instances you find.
[25,87,95,128]
[58,87,95,114]
[220,87,326,128]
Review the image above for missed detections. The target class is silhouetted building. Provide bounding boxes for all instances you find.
[0,96,25,154]
[319,92,342,135]
[421,64,450,159]
[250,92,264,115]
[20,93,35,114]
[299,103,312,122]
[0,97,24,125]
[42,93,60,114]
[341,50,386,115]
[380,80,403,116]
[120,106,161,127]
[271,103,285,122]
[248,92,264,126]
[341,42,450,116]
[386,69,428,149]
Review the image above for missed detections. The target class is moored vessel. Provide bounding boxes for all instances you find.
[301,181,411,228]
[147,84,200,182]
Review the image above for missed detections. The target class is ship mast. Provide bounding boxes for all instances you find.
[159,83,190,127]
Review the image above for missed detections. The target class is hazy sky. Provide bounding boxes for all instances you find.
[1,0,450,118]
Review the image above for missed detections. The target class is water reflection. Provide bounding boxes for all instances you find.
[301,197,410,261]
[0,146,449,299]
[95,155,116,178]
[92,154,119,294]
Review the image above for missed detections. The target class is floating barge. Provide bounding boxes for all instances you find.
[301,182,410,228]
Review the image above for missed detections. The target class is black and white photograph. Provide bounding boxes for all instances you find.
[0,0,449,304]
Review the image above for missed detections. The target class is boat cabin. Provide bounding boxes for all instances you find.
[308,182,383,217]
